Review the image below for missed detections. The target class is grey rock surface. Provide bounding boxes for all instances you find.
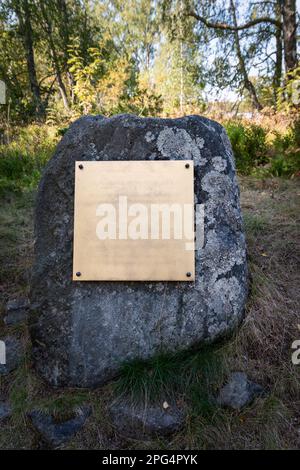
[109,400,184,438]
[30,114,248,387]
[28,406,91,447]
[0,335,23,375]
[0,402,12,422]
[217,372,264,410]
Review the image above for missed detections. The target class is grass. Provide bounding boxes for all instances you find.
[0,125,58,196]
[0,172,299,449]
[114,344,227,409]
[0,191,34,297]
[243,213,267,236]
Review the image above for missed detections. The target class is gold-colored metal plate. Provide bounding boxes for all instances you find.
[73,161,195,281]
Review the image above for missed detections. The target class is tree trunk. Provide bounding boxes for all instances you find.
[273,0,283,104]
[230,0,263,110]
[15,0,44,118]
[39,1,69,110]
[56,71,70,110]
[281,0,298,73]
[57,0,75,102]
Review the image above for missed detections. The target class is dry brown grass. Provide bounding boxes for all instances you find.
[0,176,299,449]
[220,176,300,449]
[205,109,294,136]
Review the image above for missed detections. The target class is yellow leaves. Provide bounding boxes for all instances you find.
[67,38,162,116]
[97,59,131,111]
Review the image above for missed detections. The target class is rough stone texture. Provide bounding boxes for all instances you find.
[6,297,29,312]
[109,400,184,438]
[28,406,91,447]
[0,402,12,422]
[217,372,264,410]
[4,310,28,326]
[4,297,29,326]
[30,114,248,387]
[0,335,23,375]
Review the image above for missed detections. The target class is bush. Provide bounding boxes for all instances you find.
[267,119,300,177]
[225,119,300,178]
[225,121,268,175]
[291,119,300,148]
[0,118,299,197]
[0,125,58,195]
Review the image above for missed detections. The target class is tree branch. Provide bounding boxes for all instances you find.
[187,10,282,31]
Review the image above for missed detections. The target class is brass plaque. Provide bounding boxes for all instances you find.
[73,161,195,281]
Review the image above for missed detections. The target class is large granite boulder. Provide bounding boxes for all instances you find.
[30,114,248,387]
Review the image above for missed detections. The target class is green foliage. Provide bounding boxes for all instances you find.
[225,122,268,174]
[276,66,300,113]
[68,38,163,117]
[0,118,298,202]
[226,120,300,178]
[291,119,300,148]
[1,0,299,125]
[0,16,34,122]
[0,125,58,194]
[266,121,300,177]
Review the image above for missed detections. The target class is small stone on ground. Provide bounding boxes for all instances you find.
[0,402,12,422]
[0,335,23,375]
[109,399,185,439]
[217,372,264,410]
[28,406,91,447]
